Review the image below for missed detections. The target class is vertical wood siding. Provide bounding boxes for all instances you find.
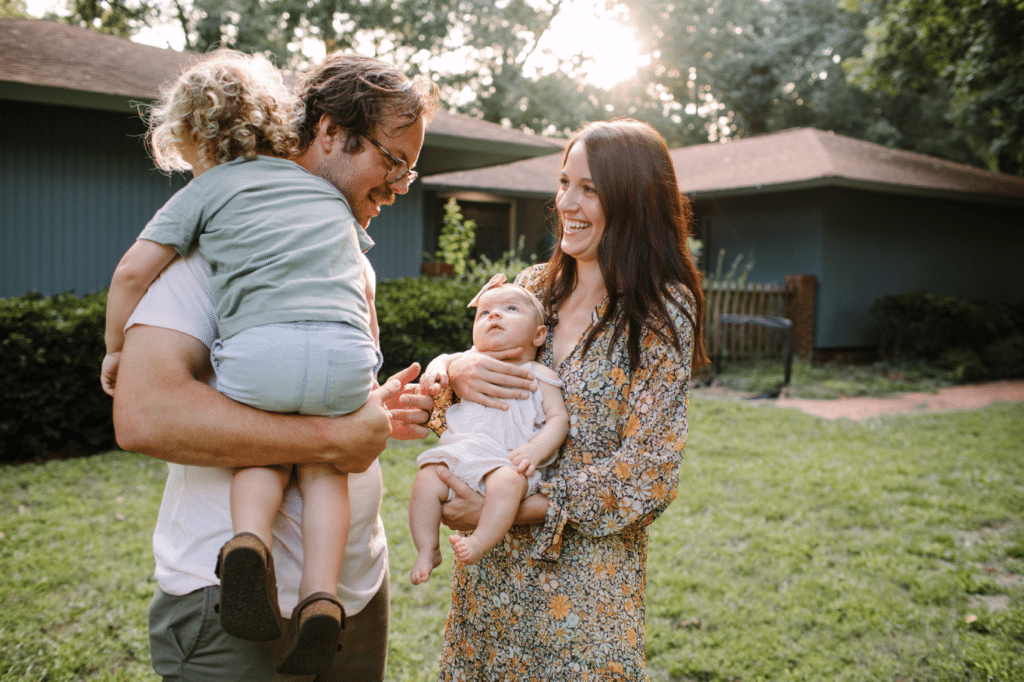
[2,101,186,298]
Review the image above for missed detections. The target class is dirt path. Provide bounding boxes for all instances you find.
[769,380,1024,420]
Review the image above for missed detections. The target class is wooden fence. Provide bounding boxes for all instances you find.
[702,281,792,362]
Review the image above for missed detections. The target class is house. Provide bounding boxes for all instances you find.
[423,129,1024,355]
[0,18,563,298]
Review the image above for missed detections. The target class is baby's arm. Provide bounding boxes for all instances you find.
[509,365,569,477]
[102,239,178,395]
[421,351,466,397]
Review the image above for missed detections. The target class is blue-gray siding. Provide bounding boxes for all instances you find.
[2,101,187,298]
[1,100,427,299]
[699,188,1024,349]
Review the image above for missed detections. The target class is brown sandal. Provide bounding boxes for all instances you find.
[275,591,345,676]
[215,532,282,642]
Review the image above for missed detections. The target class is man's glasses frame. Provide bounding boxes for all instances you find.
[363,134,417,189]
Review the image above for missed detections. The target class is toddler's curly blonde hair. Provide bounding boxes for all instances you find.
[148,50,302,172]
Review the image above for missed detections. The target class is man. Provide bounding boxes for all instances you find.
[112,53,438,681]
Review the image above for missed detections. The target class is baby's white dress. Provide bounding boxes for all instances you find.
[417,361,563,496]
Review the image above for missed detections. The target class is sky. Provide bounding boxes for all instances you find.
[24,0,647,90]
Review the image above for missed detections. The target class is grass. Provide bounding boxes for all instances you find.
[2,400,1023,681]
[703,358,958,399]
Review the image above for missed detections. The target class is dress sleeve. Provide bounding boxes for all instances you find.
[533,290,695,562]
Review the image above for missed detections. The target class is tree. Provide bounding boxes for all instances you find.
[64,0,154,36]
[845,0,1024,175]
[622,0,988,168]
[1,0,28,18]
[625,0,878,140]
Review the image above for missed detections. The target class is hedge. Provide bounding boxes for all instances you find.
[376,276,479,379]
[872,292,1024,381]
[1,278,482,463]
[1,291,114,463]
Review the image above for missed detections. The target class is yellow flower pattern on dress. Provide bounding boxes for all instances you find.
[437,264,695,681]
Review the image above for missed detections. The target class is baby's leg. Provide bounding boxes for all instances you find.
[408,464,452,584]
[450,466,527,565]
[231,464,292,549]
[296,464,350,600]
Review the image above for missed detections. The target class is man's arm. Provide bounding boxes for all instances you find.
[113,324,425,471]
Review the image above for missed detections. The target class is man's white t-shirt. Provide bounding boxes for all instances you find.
[126,249,388,617]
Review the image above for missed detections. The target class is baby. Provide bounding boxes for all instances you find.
[408,273,569,584]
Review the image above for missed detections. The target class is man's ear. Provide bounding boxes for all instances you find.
[316,114,339,153]
[533,325,547,348]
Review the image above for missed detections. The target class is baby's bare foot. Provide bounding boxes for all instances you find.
[449,534,486,565]
[410,550,442,585]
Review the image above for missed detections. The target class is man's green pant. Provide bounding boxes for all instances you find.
[149,579,389,681]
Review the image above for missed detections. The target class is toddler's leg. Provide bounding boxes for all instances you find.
[231,465,291,548]
[296,463,350,599]
[275,463,348,677]
[408,464,452,584]
[218,464,292,642]
[450,466,527,566]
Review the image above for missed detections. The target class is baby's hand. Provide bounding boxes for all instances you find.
[509,445,537,477]
[100,352,121,397]
[421,366,449,396]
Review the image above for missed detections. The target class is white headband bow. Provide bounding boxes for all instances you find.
[467,273,546,321]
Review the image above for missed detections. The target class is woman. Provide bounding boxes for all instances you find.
[433,118,709,679]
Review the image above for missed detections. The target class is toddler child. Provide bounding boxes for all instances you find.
[101,50,379,676]
[408,273,569,584]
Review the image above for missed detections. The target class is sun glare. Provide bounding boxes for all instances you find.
[528,0,648,90]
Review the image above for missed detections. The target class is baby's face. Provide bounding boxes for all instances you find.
[472,287,545,355]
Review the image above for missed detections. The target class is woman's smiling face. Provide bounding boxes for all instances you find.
[556,141,606,264]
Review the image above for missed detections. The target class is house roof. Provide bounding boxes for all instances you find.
[0,17,562,156]
[423,127,1024,206]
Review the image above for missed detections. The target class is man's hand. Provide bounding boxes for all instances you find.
[379,363,432,441]
[447,349,537,410]
[438,466,483,531]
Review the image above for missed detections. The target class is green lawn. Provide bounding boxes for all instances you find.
[2,399,1022,681]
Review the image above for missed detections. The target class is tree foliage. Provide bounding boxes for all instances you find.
[53,0,1023,176]
[63,0,153,36]
[623,0,985,165]
[845,0,1024,175]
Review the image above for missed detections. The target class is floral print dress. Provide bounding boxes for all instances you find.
[435,264,696,681]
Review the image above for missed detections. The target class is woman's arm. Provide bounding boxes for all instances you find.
[113,323,429,470]
[509,367,568,476]
[438,466,548,530]
[446,349,537,409]
[533,296,696,560]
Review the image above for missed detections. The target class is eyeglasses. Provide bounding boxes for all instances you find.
[363,134,418,190]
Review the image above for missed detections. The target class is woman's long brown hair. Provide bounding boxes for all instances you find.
[544,119,710,372]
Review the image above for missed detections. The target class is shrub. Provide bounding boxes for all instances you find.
[376,277,480,379]
[0,291,115,463]
[871,292,1024,381]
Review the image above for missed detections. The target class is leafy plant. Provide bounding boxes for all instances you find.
[703,247,756,286]
[435,198,477,277]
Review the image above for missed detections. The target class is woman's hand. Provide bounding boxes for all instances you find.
[438,466,484,531]
[448,349,537,410]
